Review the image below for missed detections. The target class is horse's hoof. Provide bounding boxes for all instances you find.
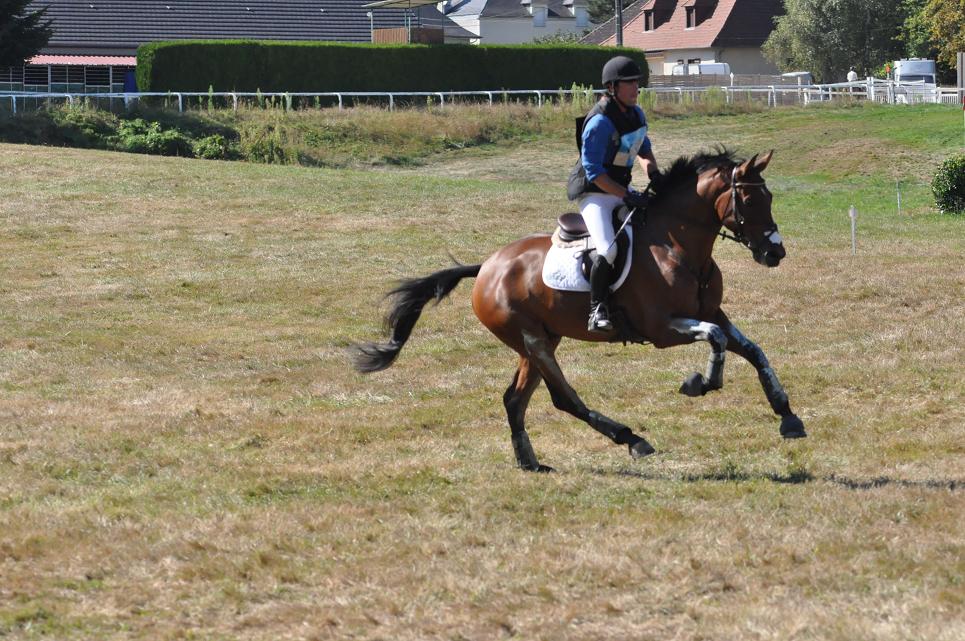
[629,438,656,459]
[520,462,555,473]
[780,414,807,439]
[679,372,706,397]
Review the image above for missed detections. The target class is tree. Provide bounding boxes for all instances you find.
[588,0,634,26]
[921,0,965,69]
[763,0,907,82]
[0,0,52,68]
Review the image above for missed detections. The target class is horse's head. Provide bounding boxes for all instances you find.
[718,151,785,267]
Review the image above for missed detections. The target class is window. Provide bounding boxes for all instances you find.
[644,10,654,31]
[575,7,588,28]
[686,7,696,29]
[23,65,49,86]
[50,66,68,83]
[0,66,24,83]
[533,6,547,27]
[85,66,110,87]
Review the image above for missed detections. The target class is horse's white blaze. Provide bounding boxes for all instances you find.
[765,230,783,245]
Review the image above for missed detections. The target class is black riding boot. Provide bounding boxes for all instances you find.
[588,255,614,332]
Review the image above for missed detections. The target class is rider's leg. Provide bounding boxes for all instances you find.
[580,194,622,332]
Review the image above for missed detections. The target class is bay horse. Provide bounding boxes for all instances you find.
[353,149,806,472]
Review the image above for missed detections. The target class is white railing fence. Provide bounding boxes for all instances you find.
[0,79,960,115]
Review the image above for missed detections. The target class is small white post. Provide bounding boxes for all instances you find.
[896,180,902,215]
[849,205,857,255]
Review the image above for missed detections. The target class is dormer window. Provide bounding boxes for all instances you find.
[644,9,654,31]
[685,6,696,29]
[533,6,547,27]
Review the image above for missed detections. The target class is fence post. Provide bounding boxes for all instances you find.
[535,90,542,107]
[769,86,775,107]
[11,96,15,114]
[232,93,238,112]
[176,92,183,112]
[486,91,493,106]
[337,93,343,110]
[389,93,394,111]
[437,92,444,107]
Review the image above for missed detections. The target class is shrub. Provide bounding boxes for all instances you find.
[193,133,231,160]
[932,153,965,214]
[113,118,193,156]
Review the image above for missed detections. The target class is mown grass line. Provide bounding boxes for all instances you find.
[0,104,962,640]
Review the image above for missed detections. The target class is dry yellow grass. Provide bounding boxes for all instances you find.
[0,104,963,640]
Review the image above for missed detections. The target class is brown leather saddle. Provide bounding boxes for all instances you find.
[555,205,632,285]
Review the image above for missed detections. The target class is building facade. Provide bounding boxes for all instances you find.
[443,0,591,45]
[583,0,782,76]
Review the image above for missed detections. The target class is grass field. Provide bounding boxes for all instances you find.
[0,103,963,640]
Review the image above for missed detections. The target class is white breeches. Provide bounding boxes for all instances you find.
[579,193,623,265]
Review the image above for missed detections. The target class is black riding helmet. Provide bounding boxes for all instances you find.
[602,56,642,86]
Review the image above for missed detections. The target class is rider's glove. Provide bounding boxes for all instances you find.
[646,171,663,192]
[623,187,650,210]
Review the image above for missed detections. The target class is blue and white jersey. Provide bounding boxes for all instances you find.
[581,105,651,184]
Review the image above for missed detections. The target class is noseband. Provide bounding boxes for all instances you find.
[718,165,779,248]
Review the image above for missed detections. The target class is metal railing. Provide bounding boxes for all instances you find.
[0,80,960,114]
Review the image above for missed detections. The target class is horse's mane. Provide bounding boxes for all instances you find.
[649,146,742,204]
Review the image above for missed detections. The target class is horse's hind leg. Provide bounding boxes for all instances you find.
[521,328,655,459]
[504,356,553,472]
[715,310,806,439]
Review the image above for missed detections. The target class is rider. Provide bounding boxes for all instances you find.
[567,56,658,333]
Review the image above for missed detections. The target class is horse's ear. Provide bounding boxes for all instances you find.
[754,150,774,172]
[738,154,758,176]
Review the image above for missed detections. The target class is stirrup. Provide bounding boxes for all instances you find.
[588,304,613,332]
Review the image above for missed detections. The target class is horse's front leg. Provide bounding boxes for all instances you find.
[715,310,806,439]
[666,318,728,397]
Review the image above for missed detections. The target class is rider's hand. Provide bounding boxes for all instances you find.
[623,187,650,210]
[646,171,663,192]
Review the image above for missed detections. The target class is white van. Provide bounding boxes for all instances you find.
[671,62,731,76]
[893,59,938,103]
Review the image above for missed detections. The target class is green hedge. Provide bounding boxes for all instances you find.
[136,41,648,93]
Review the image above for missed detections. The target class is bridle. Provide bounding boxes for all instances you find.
[718,165,779,249]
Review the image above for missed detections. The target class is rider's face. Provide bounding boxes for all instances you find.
[613,79,640,106]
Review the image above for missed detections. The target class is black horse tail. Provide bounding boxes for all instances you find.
[352,263,482,373]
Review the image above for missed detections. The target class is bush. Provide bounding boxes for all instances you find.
[932,154,965,214]
[112,118,194,156]
[136,41,648,93]
[193,133,232,160]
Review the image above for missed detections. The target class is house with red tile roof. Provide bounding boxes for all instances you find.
[582,0,783,76]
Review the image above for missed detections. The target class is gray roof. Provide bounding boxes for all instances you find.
[446,0,573,19]
[29,0,473,55]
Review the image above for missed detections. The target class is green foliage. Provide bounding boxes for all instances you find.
[921,0,965,69]
[588,0,633,24]
[136,41,648,92]
[931,154,965,214]
[0,0,53,68]
[192,134,232,160]
[111,118,193,156]
[763,0,908,82]
[532,31,588,44]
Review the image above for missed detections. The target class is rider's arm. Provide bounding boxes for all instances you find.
[582,115,630,198]
[638,147,658,180]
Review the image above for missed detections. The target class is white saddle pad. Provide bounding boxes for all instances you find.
[541,227,633,292]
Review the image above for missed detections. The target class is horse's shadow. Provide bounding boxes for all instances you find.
[593,468,964,491]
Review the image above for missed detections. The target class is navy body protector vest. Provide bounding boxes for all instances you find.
[566,96,646,201]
